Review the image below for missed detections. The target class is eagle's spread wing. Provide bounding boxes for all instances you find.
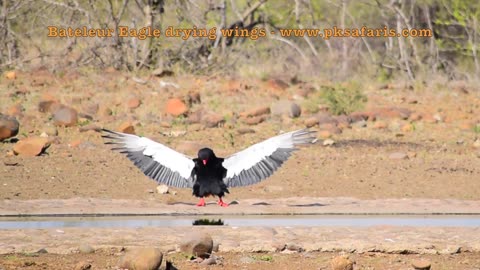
[102,129,195,188]
[222,129,316,187]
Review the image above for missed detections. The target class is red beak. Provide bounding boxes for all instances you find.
[202,159,207,165]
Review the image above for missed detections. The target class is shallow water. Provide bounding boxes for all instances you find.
[1,215,480,229]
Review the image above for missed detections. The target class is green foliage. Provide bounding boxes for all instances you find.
[254,254,273,262]
[473,124,480,134]
[320,84,367,115]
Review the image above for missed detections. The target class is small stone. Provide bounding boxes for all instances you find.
[118,122,135,134]
[118,247,163,270]
[7,104,23,117]
[203,113,225,128]
[53,106,78,127]
[98,106,113,117]
[243,115,266,125]
[74,261,92,270]
[127,97,141,109]
[304,117,319,127]
[69,139,82,148]
[0,114,20,141]
[401,123,414,132]
[389,152,408,160]
[330,255,354,270]
[373,120,388,129]
[473,139,480,149]
[186,91,201,105]
[200,257,217,265]
[271,100,301,118]
[433,113,443,122]
[409,113,422,121]
[239,256,255,264]
[240,106,271,118]
[36,248,48,254]
[4,71,16,80]
[165,98,188,116]
[38,100,61,113]
[237,128,255,135]
[411,259,431,270]
[78,244,95,254]
[13,137,50,157]
[179,232,214,258]
[323,139,335,146]
[156,184,169,194]
[318,130,332,139]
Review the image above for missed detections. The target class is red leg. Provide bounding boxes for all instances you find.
[196,197,206,207]
[217,197,229,207]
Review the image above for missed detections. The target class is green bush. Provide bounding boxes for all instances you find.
[320,84,367,115]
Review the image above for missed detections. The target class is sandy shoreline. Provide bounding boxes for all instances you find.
[1,197,480,216]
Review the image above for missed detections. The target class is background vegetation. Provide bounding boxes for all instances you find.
[1,0,479,83]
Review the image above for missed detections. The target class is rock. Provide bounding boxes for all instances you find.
[401,123,414,132]
[186,91,201,105]
[74,261,92,270]
[179,232,214,258]
[200,257,217,265]
[38,100,61,113]
[389,152,408,160]
[243,115,266,125]
[8,104,23,117]
[264,185,284,192]
[239,256,255,264]
[156,184,169,194]
[323,139,335,146]
[271,100,301,118]
[187,110,202,124]
[409,112,422,121]
[373,120,388,129]
[473,139,480,149]
[203,113,225,128]
[330,255,354,270]
[69,139,82,148]
[78,244,95,254]
[13,137,50,157]
[318,130,332,139]
[98,106,113,117]
[118,122,135,134]
[79,124,101,133]
[4,71,16,80]
[240,106,271,118]
[41,126,58,136]
[335,115,351,128]
[0,114,19,141]
[118,247,163,270]
[319,123,342,135]
[53,106,78,127]
[352,119,367,128]
[411,259,431,270]
[36,248,48,254]
[376,107,412,120]
[165,98,188,116]
[127,97,141,109]
[304,117,319,127]
[349,111,375,122]
[433,113,443,123]
[237,128,255,135]
[83,103,99,116]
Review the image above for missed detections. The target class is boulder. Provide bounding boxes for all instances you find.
[179,232,214,258]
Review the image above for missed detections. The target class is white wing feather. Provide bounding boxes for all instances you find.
[222,129,315,187]
[102,129,195,187]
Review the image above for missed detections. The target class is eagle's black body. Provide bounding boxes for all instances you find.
[192,148,229,198]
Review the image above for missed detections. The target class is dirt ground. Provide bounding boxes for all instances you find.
[1,250,480,270]
[1,70,480,269]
